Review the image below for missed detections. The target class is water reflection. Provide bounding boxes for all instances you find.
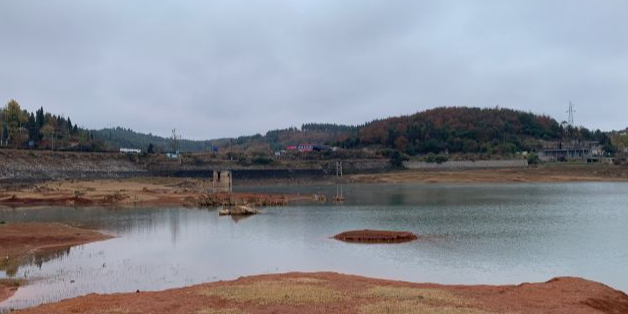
[1,248,72,277]
[1,183,627,311]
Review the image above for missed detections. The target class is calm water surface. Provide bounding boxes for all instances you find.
[1,182,628,311]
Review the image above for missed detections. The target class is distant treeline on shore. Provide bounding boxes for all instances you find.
[3,99,625,158]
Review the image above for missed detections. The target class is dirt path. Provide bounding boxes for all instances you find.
[0,223,112,302]
[11,272,628,314]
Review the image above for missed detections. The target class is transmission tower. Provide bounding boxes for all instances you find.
[171,129,180,153]
[567,102,576,126]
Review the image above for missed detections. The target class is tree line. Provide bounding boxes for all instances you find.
[334,107,613,156]
[0,99,105,151]
[2,100,619,157]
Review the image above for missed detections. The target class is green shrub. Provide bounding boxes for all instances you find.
[527,152,540,165]
[425,153,448,164]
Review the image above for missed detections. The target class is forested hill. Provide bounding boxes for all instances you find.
[91,127,217,153]
[94,107,612,156]
[212,107,610,156]
[340,107,610,155]
[0,99,106,151]
[3,98,612,156]
[90,123,356,153]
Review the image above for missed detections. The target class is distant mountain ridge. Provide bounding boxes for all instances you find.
[91,127,216,153]
[91,107,612,155]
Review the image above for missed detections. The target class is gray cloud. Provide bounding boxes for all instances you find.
[1,0,626,139]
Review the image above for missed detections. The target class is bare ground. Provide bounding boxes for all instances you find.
[349,164,628,184]
[0,177,314,208]
[12,272,628,314]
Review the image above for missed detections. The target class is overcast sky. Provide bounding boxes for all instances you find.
[1,0,627,139]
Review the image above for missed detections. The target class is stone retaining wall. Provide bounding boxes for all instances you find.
[0,149,146,183]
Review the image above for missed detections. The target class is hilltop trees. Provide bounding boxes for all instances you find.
[2,99,28,148]
[336,107,604,157]
[0,99,102,151]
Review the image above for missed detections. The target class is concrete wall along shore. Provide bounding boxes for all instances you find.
[0,149,147,183]
[0,149,392,183]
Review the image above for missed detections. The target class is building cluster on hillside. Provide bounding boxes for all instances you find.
[538,140,604,162]
[272,144,335,157]
[285,144,329,152]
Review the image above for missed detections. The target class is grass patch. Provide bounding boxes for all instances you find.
[362,286,467,305]
[199,280,345,306]
[286,277,329,284]
[360,300,499,314]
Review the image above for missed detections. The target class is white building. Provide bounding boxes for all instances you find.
[120,148,141,154]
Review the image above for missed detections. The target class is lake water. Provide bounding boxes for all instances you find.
[1,182,628,311]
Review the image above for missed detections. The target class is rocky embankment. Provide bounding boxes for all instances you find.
[0,150,146,184]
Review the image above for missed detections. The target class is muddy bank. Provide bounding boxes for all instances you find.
[0,178,315,208]
[12,272,628,314]
[334,230,418,243]
[349,163,628,184]
[0,223,112,302]
[0,279,23,305]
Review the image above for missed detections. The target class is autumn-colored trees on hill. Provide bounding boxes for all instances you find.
[2,100,612,157]
[338,107,609,156]
[0,99,103,151]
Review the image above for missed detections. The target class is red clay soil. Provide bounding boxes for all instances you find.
[0,222,112,258]
[0,286,13,306]
[0,223,112,302]
[334,229,418,243]
[0,279,22,305]
[12,272,628,314]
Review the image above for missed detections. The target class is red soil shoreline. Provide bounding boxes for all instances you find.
[10,272,628,314]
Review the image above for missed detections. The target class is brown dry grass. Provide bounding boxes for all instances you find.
[196,277,506,314]
[0,278,24,288]
[362,286,467,305]
[199,279,345,306]
[196,308,249,314]
[14,273,628,314]
[89,309,131,314]
[359,301,500,314]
